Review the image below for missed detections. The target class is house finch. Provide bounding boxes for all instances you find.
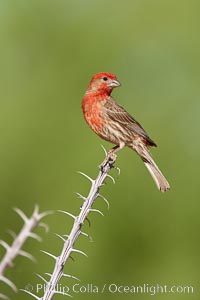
[82,72,170,192]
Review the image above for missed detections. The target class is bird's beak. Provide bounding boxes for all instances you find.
[110,79,121,88]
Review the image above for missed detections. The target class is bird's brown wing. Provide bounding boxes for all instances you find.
[104,97,157,147]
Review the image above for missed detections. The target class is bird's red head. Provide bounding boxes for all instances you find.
[87,72,121,95]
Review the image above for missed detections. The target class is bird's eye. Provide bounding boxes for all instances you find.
[103,77,108,81]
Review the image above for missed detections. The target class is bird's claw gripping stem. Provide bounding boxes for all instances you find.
[99,151,117,171]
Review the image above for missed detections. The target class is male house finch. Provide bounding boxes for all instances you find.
[82,72,170,192]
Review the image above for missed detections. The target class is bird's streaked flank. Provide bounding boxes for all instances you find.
[82,72,170,192]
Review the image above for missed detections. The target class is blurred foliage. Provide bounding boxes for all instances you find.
[0,0,200,299]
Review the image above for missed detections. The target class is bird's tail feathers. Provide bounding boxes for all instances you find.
[134,144,170,193]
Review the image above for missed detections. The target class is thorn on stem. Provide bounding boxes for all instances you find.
[100,144,108,156]
[69,255,75,262]
[19,250,36,262]
[0,293,9,300]
[62,273,80,281]
[85,217,91,227]
[0,241,10,251]
[75,192,86,201]
[0,276,17,292]
[35,273,48,284]
[72,248,88,258]
[20,289,40,300]
[114,166,121,176]
[89,209,104,217]
[38,222,49,233]
[40,250,57,261]
[106,174,116,184]
[54,233,66,242]
[80,231,93,242]
[7,229,17,239]
[78,172,94,183]
[57,210,76,220]
[98,194,110,210]
[13,208,28,223]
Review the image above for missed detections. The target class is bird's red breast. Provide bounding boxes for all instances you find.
[82,92,107,132]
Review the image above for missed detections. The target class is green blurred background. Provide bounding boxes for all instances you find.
[0,0,199,299]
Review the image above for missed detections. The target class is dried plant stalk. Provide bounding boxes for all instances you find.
[0,205,52,299]
[22,151,117,299]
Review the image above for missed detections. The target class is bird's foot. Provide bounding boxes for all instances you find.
[99,150,117,171]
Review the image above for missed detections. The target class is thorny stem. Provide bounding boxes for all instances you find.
[0,206,51,299]
[38,152,117,300]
